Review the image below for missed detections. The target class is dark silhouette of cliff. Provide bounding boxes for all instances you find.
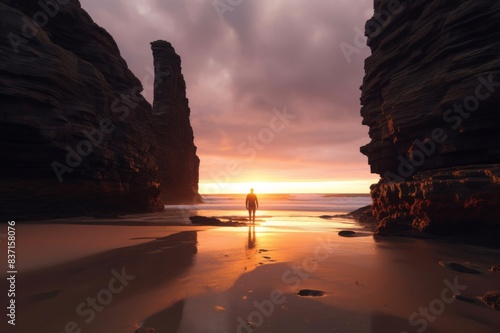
[360,0,500,238]
[151,41,201,204]
[0,0,200,219]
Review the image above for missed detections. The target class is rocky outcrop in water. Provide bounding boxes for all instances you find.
[0,0,199,219]
[360,0,500,236]
[151,41,200,204]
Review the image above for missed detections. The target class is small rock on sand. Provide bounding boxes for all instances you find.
[297,289,325,297]
[338,230,356,237]
[453,294,478,304]
[189,216,222,225]
[482,291,500,310]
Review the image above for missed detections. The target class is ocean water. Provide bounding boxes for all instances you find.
[167,193,372,227]
[17,193,372,271]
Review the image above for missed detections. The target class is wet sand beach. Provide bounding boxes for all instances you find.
[3,1,500,333]
[2,214,499,333]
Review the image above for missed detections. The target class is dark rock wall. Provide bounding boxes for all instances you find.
[151,41,200,203]
[0,1,199,218]
[360,0,500,234]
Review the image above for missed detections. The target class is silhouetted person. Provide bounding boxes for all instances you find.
[245,188,258,223]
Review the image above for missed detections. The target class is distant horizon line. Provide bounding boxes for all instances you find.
[199,192,371,195]
[198,179,378,195]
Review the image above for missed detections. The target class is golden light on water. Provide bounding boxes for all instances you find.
[199,180,377,194]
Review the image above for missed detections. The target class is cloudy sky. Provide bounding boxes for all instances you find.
[80,0,378,193]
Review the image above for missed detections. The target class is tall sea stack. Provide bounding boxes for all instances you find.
[360,1,500,236]
[151,41,201,204]
[0,0,163,218]
[0,1,200,219]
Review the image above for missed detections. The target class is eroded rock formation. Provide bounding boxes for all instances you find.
[151,41,200,204]
[360,0,500,235]
[0,0,199,218]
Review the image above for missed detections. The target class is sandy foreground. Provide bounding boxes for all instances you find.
[1,217,499,333]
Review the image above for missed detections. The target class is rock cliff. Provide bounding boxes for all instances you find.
[151,41,201,203]
[360,0,500,235]
[0,0,199,219]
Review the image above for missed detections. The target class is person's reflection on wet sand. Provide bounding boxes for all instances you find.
[247,222,256,250]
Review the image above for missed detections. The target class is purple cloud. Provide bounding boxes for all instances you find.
[79,0,378,188]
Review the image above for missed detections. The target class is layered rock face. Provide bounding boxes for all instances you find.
[151,41,200,203]
[0,1,199,218]
[360,0,500,234]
